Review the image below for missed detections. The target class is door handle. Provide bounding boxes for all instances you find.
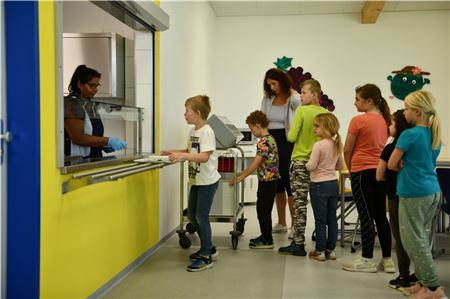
[0,131,11,142]
[0,119,12,164]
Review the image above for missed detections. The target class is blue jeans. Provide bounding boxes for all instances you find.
[310,180,339,252]
[187,181,219,257]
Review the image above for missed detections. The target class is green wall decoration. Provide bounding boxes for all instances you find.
[387,66,431,101]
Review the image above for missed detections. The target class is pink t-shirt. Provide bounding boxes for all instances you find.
[306,139,344,182]
[348,113,388,173]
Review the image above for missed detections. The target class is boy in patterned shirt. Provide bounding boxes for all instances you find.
[230,110,280,248]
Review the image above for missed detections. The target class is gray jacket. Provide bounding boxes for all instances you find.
[260,92,301,137]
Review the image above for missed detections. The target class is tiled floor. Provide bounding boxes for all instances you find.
[104,204,450,299]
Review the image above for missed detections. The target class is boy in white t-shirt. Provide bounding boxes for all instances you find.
[161,95,220,272]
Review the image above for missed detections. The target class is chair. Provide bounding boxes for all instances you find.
[432,167,450,257]
[337,170,361,252]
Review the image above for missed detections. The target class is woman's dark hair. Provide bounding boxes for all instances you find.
[355,83,391,127]
[392,109,412,142]
[68,65,101,94]
[263,68,292,97]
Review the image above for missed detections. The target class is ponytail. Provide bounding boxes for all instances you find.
[405,90,442,149]
[378,97,392,128]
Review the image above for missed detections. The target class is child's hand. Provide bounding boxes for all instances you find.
[229,175,241,186]
[169,152,184,162]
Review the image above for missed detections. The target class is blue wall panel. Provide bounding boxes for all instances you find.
[4,2,40,298]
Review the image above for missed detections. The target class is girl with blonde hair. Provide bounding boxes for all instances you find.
[388,90,446,298]
[306,113,344,261]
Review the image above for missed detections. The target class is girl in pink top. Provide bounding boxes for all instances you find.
[342,84,394,273]
[306,113,344,261]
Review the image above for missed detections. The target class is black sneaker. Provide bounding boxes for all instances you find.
[249,236,274,249]
[389,273,418,290]
[189,246,218,261]
[408,273,418,285]
[278,241,307,256]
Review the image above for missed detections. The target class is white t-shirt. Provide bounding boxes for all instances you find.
[187,124,221,186]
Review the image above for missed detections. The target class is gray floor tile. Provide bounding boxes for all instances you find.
[104,205,450,299]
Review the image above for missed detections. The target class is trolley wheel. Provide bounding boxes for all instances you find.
[178,233,191,249]
[186,222,196,234]
[231,235,238,249]
[351,246,356,253]
[236,218,246,235]
[230,231,240,250]
[311,231,316,241]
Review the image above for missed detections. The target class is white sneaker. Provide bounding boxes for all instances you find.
[325,250,337,260]
[380,258,396,273]
[342,256,378,273]
[272,223,288,233]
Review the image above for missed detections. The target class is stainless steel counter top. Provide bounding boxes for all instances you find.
[61,153,148,174]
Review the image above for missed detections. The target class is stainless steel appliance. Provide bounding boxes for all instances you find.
[207,114,244,149]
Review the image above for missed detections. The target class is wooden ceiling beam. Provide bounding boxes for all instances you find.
[361,1,385,24]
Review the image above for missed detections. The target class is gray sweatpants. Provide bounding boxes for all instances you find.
[399,192,441,287]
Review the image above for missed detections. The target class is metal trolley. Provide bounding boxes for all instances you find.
[177,146,247,250]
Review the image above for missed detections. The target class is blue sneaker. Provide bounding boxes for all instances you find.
[249,235,263,245]
[249,236,274,249]
[189,246,218,261]
[187,256,213,272]
[278,241,307,256]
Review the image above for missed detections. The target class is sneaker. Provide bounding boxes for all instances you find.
[249,235,263,245]
[342,256,377,273]
[187,256,213,272]
[400,282,423,296]
[249,236,274,249]
[309,250,326,261]
[380,257,396,273]
[278,241,307,256]
[189,246,218,261]
[272,223,288,233]
[408,273,418,285]
[325,250,337,260]
[410,286,448,299]
[389,275,413,290]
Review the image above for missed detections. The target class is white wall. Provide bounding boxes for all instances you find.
[213,11,450,157]
[158,5,449,237]
[159,1,216,237]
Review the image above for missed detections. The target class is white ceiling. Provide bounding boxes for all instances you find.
[209,1,450,17]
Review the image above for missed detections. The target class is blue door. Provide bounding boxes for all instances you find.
[0,3,6,297]
[4,2,41,298]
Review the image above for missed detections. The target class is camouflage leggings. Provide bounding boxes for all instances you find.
[290,160,310,245]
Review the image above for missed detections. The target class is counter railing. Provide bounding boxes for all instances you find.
[62,157,175,194]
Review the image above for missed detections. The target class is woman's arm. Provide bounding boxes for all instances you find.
[376,160,387,181]
[388,148,404,172]
[64,118,108,147]
[343,133,356,171]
